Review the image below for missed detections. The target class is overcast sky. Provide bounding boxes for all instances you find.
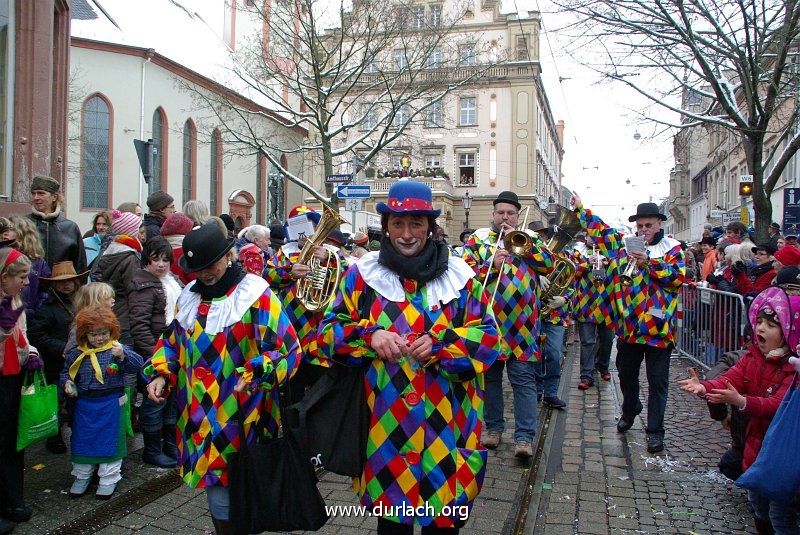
[531,0,677,230]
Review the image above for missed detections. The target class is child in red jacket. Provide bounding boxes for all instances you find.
[680,286,799,534]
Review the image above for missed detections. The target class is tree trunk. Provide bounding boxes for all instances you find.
[744,135,771,243]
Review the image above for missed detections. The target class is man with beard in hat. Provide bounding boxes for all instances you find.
[27,175,86,273]
[461,191,555,458]
[317,180,499,533]
[571,194,686,454]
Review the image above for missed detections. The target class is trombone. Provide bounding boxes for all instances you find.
[484,206,532,309]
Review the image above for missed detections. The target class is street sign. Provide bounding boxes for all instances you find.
[784,188,800,235]
[722,212,740,224]
[325,174,353,184]
[337,185,371,198]
[344,199,363,212]
[740,174,753,183]
[709,209,725,218]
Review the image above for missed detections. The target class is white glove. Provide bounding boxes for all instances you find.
[540,276,551,292]
[546,295,566,309]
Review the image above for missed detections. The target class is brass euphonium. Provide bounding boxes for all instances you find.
[295,204,347,311]
[540,207,583,313]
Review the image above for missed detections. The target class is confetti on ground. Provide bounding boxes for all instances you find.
[32,464,45,471]
[542,482,553,490]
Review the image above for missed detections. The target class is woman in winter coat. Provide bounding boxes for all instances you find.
[82,211,112,268]
[91,210,143,345]
[317,181,500,533]
[680,286,800,534]
[128,237,182,468]
[143,221,300,534]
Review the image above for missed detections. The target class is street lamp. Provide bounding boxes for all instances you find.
[462,191,472,229]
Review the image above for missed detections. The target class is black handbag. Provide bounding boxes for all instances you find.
[228,389,328,534]
[286,363,370,477]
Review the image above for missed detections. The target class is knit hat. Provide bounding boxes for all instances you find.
[269,224,286,247]
[353,231,369,246]
[30,175,61,194]
[160,212,194,237]
[112,209,142,237]
[219,214,236,233]
[146,190,174,212]
[775,245,800,266]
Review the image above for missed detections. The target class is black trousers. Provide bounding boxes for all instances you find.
[0,374,25,509]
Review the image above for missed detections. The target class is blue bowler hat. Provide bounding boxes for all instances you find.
[376,180,441,217]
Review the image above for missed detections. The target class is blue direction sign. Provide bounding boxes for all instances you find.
[784,188,800,236]
[337,185,371,198]
[325,173,353,184]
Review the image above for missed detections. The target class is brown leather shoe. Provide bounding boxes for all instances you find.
[483,430,501,449]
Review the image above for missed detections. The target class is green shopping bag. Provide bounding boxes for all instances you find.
[16,370,58,451]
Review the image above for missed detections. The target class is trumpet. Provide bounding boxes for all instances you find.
[591,245,604,281]
[619,235,644,287]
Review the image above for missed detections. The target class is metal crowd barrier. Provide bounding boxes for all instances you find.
[675,284,748,369]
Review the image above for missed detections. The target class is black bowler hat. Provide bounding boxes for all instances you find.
[528,220,549,233]
[179,222,235,273]
[493,191,521,210]
[628,202,667,222]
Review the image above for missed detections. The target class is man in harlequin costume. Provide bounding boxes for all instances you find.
[317,181,499,533]
[263,205,349,401]
[529,221,570,409]
[571,194,686,454]
[572,234,617,391]
[461,191,555,458]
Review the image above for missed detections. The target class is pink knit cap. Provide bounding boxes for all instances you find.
[112,209,141,237]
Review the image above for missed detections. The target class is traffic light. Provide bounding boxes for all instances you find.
[739,181,753,196]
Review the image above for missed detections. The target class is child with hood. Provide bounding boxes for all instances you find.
[680,286,800,534]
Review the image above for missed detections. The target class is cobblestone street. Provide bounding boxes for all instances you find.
[532,349,757,534]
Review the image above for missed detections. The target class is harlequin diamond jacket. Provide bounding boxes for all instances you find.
[572,249,617,327]
[576,205,686,348]
[263,242,348,367]
[461,228,554,361]
[142,274,300,488]
[317,253,500,528]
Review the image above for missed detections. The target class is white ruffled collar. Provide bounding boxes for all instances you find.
[174,274,268,335]
[356,251,474,310]
[647,236,681,259]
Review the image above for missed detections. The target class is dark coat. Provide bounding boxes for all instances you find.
[143,213,165,241]
[92,241,140,345]
[21,257,51,319]
[27,208,87,273]
[28,291,74,381]
[127,269,167,358]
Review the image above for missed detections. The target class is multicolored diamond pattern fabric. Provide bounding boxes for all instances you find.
[317,264,500,528]
[461,228,554,362]
[575,206,686,348]
[143,289,300,489]
[264,244,348,367]
[572,249,617,327]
